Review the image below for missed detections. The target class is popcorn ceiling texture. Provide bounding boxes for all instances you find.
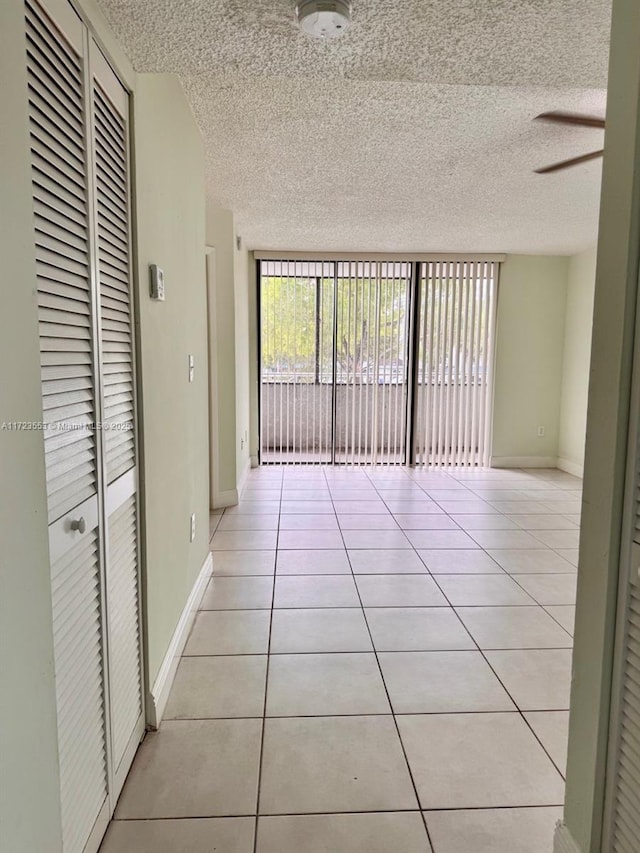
[98,0,610,253]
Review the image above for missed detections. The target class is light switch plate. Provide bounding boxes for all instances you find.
[188,354,195,383]
[150,264,165,301]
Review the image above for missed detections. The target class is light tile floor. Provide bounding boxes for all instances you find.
[101,465,579,853]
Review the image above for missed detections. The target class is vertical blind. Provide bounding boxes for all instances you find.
[413,259,498,468]
[259,256,498,466]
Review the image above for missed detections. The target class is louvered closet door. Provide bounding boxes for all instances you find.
[26,2,110,852]
[90,42,144,800]
[606,280,640,852]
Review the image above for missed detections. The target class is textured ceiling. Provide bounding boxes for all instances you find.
[98,0,611,254]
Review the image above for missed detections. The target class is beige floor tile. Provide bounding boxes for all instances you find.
[435,500,496,514]
[259,716,418,814]
[225,501,281,515]
[164,656,267,719]
[555,548,579,566]
[276,550,351,575]
[348,549,428,574]
[356,574,448,607]
[365,607,475,651]
[486,549,576,574]
[456,606,573,649]
[115,719,262,818]
[274,575,360,608]
[201,576,274,610]
[405,530,480,549]
[418,550,504,574]
[256,813,431,853]
[379,651,514,713]
[101,818,255,853]
[470,530,547,549]
[394,514,461,530]
[544,605,576,635]
[211,530,279,551]
[279,515,339,530]
[398,713,565,809]
[424,806,562,853]
[435,574,536,606]
[484,649,573,710]
[525,711,570,775]
[450,514,518,530]
[217,515,279,531]
[270,608,372,653]
[543,500,582,514]
[531,530,580,549]
[338,514,400,529]
[512,574,577,605]
[266,653,390,716]
[332,500,389,514]
[342,530,412,549]
[278,530,345,550]
[508,514,577,530]
[489,501,550,514]
[280,500,335,514]
[184,610,271,655]
[212,551,276,576]
[383,501,444,514]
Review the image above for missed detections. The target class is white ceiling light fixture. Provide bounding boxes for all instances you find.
[296,0,352,39]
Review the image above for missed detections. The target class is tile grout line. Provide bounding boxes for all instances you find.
[251,470,283,853]
[365,467,571,786]
[337,467,437,852]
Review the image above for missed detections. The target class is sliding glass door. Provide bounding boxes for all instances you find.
[259,257,498,467]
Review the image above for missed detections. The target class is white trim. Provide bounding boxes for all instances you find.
[250,454,259,468]
[491,455,558,469]
[254,250,507,262]
[213,487,239,509]
[237,457,251,495]
[147,551,213,729]
[553,822,582,853]
[557,457,584,478]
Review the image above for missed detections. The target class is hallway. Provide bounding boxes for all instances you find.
[101,465,580,853]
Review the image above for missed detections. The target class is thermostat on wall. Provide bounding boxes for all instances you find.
[149,264,165,301]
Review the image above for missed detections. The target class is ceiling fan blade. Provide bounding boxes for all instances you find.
[535,111,605,129]
[535,149,604,174]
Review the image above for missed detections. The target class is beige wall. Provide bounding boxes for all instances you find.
[0,2,64,848]
[133,74,209,685]
[558,248,597,477]
[206,205,238,501]
[492,255,569,467]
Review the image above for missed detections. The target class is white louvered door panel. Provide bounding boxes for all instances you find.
[93,69,135,483]
[90,43,144,799]
[27,0,97,523]
[26,3,111,852]
[27,3,144,851]
[106,486,142,776]
[50,512,108,853]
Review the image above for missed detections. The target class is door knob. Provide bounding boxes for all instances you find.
[70,517,86,534]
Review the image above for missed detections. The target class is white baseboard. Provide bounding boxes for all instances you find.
[554,821,582,853]
[237,458,251,495]
[250,454,259,468]
[491,455,558,469]
[212,487,238,509]
[148,551,213,729]
[557,457,584,478]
